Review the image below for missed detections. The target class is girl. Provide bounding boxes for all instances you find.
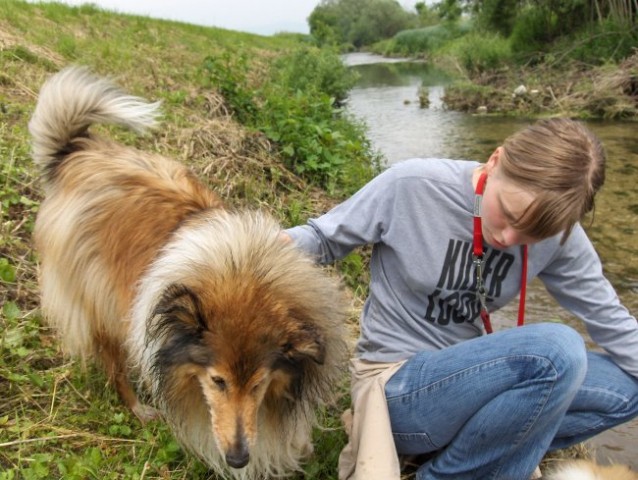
[284,118,638,480]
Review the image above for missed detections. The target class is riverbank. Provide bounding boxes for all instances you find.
[1,2,364,478]
[439,52,638,119]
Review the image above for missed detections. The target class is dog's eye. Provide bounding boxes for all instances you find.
[211,376,227,391]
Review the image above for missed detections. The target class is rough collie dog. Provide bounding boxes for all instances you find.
[546,459,638,480]
[29,66,349,478]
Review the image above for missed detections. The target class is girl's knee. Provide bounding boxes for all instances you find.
[532,323,587,384]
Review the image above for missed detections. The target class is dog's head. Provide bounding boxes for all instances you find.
[147,282,327,469]
[129,211,349,471]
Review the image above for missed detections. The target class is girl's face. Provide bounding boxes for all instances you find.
[480,148,539,249]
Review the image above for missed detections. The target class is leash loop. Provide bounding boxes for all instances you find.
[473,254,488,312]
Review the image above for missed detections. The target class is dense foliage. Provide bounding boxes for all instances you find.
[201,46,379,194]
[309,0,638,69]
[309,0,416,48]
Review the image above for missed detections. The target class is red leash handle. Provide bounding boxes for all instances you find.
[473,171,528,334]
[473,171,488,258]
[518,245,528,327]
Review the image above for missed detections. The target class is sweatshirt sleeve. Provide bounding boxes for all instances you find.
[285,166,398,264]
[538,224,638,379]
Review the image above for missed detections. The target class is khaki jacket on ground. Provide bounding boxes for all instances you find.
[338,358,406,480]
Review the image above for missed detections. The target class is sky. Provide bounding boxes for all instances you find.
[38,0,419,36]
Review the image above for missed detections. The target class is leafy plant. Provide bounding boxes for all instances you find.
[201,47,379,194]
[201,51,258,123]
[271,47,359,105]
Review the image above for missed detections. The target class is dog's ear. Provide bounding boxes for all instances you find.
[152,284,207,330]
[283,325,326,365]
[149,284,213,368]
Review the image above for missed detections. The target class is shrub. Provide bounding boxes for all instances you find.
[510,6,557,62]
[202,48,379,194]
[475,0,520,37]
[271,47,359,105]
[552,20,638,64]
[386,21,471,57]
[309,0,416,48]
[394,26,443,54]
[201,51,258,124]
[446,32,512,76]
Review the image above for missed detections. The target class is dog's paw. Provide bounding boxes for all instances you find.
[132,402,160,423]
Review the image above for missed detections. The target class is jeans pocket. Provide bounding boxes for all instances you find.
[392,431,440,455]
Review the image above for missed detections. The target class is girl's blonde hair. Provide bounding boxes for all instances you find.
[499,118,606,244]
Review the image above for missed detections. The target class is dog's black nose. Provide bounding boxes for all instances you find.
[225,450,250,469]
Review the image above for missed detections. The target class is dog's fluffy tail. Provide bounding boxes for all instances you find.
[546,459,638,480]
[29,66,160,183]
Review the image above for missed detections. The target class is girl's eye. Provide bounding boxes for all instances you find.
[211,376,227,391]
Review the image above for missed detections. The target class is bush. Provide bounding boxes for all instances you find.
[475,0,520,36]
[510,6,557,62]
[309,0,416,48]
[394,25,450,55]
[446,32,512,76]
[271,47,359,105]
[202,47,379,194]
[384,21,471,57]
[201,51,258,124]
[552,20,638,64]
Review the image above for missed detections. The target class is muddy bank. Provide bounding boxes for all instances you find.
[442,53,638,119]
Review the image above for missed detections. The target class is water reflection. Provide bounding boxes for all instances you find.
[353,62,451,89]
[344,53,638,468]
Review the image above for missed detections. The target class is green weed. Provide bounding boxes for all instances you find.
[202,46,379,195]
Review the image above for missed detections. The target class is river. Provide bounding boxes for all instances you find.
[343,52,638,468]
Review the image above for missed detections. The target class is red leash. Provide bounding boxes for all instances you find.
[473,172,528,334]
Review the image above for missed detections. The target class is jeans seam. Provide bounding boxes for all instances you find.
[386,354,559,403]
[490,356,558,479]
[551,386,631,442]
[579,385,631,405]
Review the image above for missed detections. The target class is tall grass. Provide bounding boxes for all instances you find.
[390,22,470,57]
[440,31,512,76]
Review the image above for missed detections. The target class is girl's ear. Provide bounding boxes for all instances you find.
[486,146,502,176]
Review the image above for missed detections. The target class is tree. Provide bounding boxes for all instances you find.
[415,1,443,26]
[308,0,417,47]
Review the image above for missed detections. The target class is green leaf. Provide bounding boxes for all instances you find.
[3,301,20,321]
[0,258,16,283]
[282,144,295,157]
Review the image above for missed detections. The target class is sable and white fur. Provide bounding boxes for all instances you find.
[547,459,638,480]
[30,66,349,479]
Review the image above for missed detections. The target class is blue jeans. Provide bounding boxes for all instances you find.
[384,323,638,480]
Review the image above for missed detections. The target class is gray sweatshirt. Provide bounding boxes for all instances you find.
[286,158,638,379]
